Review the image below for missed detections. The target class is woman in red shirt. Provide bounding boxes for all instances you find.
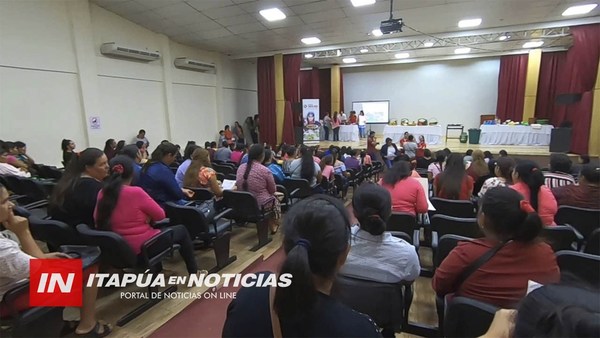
[511,160,558,226]
[416,135,427,158]
[432,187,560,308]
[379,161,428,216]
[434,153,474,200]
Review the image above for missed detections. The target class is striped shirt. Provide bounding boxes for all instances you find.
[544,172,575,189]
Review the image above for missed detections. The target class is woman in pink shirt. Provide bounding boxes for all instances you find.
[379,161,428,216]
[510,160,557,226]
[319,155,335,181]
[230,143,245,165]
[94,156,198,273]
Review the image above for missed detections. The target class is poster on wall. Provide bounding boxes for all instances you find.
[89,116,101,130]
[302,99,320,143]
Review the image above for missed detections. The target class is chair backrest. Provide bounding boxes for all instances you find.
[390,231,412,243]
[387,212,417,239]
[213,164,235,176]
[555,206,600,240]
[165,202,210,239]
[282,178,313,199]
[436,234,474,268]
[28,217,81,251]
[39,165,63,180]
[20,179,49,202]
[541,225,578,252]
[332,275,405,332]
[222,190,262,222]
[431,197,476,218]
[556,250,600,288]
[444,296,499,338]
[76,224,138,268]
[4,175,25,195]
[430,214,483,239]
[185,187,214,202]
[584,228,600,255]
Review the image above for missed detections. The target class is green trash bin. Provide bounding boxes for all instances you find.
[468,128,481,144]
[459,132,468,143]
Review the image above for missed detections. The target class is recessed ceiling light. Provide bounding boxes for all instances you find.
[301,37,321,45]
[498,35,508,41]
[351,0,376,7]
[360,48,369,53]
[523,41,544,48]
[304,53,314,59]
[371,29,383,37]
[259,8,286,22]
[395,52,410,59]
[423,41,434,47]
[458,18,482,28]
[343,57,357,64]
[562,4,597,16]
[454,47,471,54]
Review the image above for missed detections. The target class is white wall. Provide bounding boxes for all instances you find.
[0,0,257,166]
[343,58,500,134]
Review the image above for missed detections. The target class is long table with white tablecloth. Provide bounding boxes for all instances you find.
[479,124,554,146]
[383,125,444,145]
[339,125,359,142]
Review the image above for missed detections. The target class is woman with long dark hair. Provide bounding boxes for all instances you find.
[433,187,559,308]
[332,111,341,141]
[49,148,109,227]
[263,149,285,184]
[61,138,76,167]
[233,121,245,144]
[380,161,428,215]
[479,156,515,197]
[115,140,126,154]
[511,160,557,225]
[319,155,335,182]
[138,142,194,207]
[103,139,117,161]
[341,184,420,286]
[289,146,322,186]
[236,144,280,233]
[427,150,445,182]
[94,156,198,273]
[175,144,201,188]
[223,196,380,337]
[434,153,473,200]
[182,148,223,198]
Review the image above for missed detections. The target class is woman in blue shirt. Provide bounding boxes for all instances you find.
[263,149,285,184]
[138,142,194,208]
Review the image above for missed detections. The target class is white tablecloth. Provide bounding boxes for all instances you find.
[383,125,444,145]
[479,125,554,145]
[339,125,359,142]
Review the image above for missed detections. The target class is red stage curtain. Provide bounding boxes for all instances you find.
[311,67,320,98]
[257,56,276,146]
[282,101,295,145]
[340,70,344,112]
[535,24,600,154]
[299,70,312,101]
[283,54,302,104]
[319,68,331,118]
[496,54,528,122]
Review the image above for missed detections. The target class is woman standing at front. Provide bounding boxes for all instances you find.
[236,144,280,234]
[358,111,367,139]
[323,112,332,141]
[332,111,341,142]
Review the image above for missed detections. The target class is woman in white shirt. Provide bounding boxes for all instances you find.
[288,146,322,186]
[358,111,367,138]
[340,183,420,283]
[427,150,446,182]
[479,156,515,197]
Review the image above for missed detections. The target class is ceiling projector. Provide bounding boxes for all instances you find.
[380,18,404,34]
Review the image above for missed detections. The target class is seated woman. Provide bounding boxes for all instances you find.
[0,183,112,337]
[288,146,322,186]
[432,187,560,308]
[49,148,109,227]
[380,161,428,216]
[331,150,347,176]
[478,156,515,197]
[103,139,117,161]
[340,184,420,283]
[263,150,285,184]
[427,150,445,182]
[61,139,77,167]
[319,155,335,182]
[175,144,200,188]
[138,143,194,208]
[416,135,427,158]
[222,195,380,337]
[466,149,490,182]
[236,144,280,234]
[511,160,558,226]
[433,153,474,200]
[182,148,223,198]
[230,143,245,165]
[94,156,198,273]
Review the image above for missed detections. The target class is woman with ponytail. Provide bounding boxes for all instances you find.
[289,146,322,186]
[511,160,558,225]
[223,195,380,337]
[236,144,280,234]
[94,156,198,273]
[49,148,109,227]
[340,183,420,284]
[433,187,559,308]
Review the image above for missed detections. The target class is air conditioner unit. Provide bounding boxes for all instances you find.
[174,57,216,73]
[100,42,160,61]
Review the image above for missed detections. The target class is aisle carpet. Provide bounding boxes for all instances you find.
[149,248,285,338]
